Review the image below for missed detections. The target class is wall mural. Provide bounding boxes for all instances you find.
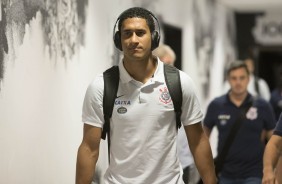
[193,0,236,100]
[0,0,88,90]
[193,0,216,99]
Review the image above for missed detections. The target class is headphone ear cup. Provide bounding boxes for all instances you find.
[151,31,160,50]
[114,31,122,51]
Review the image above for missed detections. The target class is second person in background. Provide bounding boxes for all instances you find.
[203,61,276,184]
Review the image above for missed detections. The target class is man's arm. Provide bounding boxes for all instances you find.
[185,123,217,184]
[203,125,212,138]
[265,130,274,141]
[260,129,274,144]
[262,135,282,184]
[76,124,102,184]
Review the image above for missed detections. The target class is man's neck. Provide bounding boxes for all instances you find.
[123,56,157,83]
[229,91,248,107]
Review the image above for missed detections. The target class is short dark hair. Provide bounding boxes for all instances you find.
[227,61,250,76]
[117,7,156,33]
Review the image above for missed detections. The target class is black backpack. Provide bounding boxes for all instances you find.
[101,64,183,161]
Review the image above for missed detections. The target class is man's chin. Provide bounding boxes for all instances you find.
[233,90,247,96]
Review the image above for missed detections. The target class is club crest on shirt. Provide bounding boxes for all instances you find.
[246,107,258,120]
[159,87,172,104]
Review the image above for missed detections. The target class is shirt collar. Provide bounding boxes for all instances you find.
[225,92,253,107]
[118,58,163,84]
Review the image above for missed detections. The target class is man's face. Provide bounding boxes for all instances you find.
[120,17,152,60]
[228,67,249,95]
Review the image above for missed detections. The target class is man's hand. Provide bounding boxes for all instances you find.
[262,168,276,184]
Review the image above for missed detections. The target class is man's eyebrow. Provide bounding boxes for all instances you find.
[122,28,147,32]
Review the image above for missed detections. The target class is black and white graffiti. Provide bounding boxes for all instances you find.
[0,0,88,90]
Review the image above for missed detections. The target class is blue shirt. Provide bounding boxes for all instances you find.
[270,89,282,121]
[204,93,276,179]
[274,113,282,137]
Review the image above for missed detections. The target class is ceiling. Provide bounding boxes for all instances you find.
[218,0,282,12]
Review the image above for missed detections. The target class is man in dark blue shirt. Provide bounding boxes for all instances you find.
[203,61,276,184]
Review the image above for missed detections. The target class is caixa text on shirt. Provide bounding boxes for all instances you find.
[115,100,131,106]
[115,100,131,114]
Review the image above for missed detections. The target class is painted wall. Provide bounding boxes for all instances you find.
[0,1,135,183]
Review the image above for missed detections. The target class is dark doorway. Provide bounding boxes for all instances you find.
[235,12,282,93]
[235,12,263,60]
[257,47,282,92]
[162,23,182,70]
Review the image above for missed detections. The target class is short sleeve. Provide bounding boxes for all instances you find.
[261,100,276,131]
[203,100,218,129]
[274,113,282,137]
[179,71,204,126]
[81,74,104,128]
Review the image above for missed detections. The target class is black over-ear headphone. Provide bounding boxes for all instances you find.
[113,8,161,51]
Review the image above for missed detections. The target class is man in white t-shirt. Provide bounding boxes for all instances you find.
[76,7,217,184]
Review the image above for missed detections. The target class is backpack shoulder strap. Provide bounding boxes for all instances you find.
[164,64,183,129]
[101,65,119,140]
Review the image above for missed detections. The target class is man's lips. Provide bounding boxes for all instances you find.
[128,46,142,50]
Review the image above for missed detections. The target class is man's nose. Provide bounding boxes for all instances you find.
[130,33,138,42]
[236,78,243,83]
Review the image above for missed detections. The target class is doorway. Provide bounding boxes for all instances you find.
[162,23,182,70]
[257,47,282,92]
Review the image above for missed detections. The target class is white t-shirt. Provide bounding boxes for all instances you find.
[82,59,203,184]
